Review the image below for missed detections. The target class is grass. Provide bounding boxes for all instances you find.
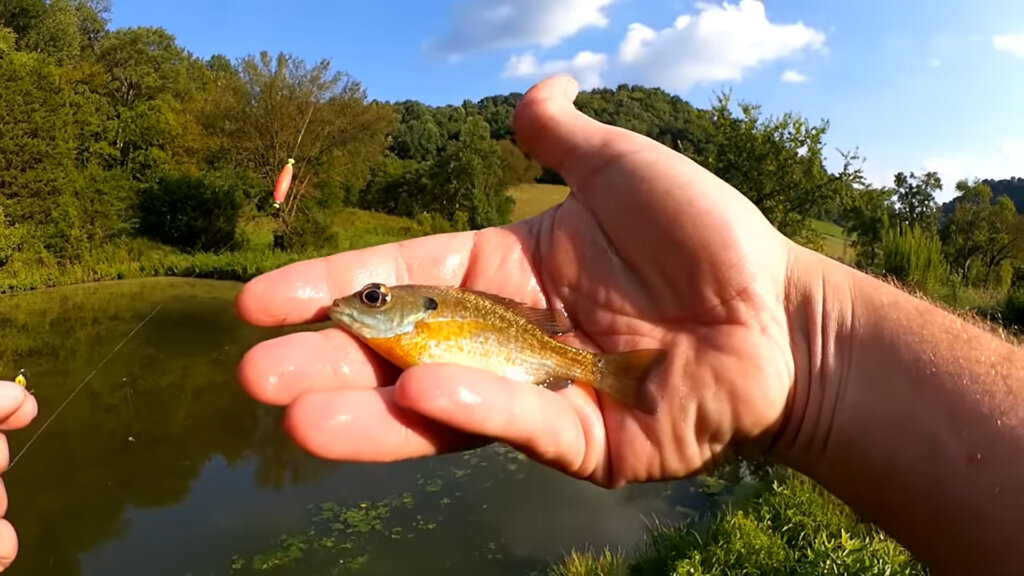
[510,183,570,221]
[548,467,926,576]
[0,184,563,294]
[0,207,446,294]
[506,183,857,264]
[810,218,853,261]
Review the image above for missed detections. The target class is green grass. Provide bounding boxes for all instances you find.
[505,184,856,264]
[549,468,925,576]
[0,207,443,294]
[510,183,570,221]
[810,218,853,261]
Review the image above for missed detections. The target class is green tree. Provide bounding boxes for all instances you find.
[388,100,447,163]
[95,26,196,179]
[892,171,941,232]
[0,0,45,41]
[0,47,77,228]
[940,179,1017,288]
[421,116,514,229]
[0,25,16,52]
[699,90,834,243]
[0,206,22,267]
[495,138,542,186]
[844,186,894,270]
[21,0,81,64]
[223,51,397,231]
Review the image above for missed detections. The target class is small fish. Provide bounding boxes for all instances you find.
[328,283,665,413]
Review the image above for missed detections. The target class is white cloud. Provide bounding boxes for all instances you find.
[920,139,1024,202]
[780,69,806,83]
[428,0,616,56]
[993,34,1024,58]
[501,50,608,89]
[500,0,826,94]
[613,1,825,92]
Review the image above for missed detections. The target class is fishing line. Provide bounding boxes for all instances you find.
[7,270,201,470]
[7,304,164,470]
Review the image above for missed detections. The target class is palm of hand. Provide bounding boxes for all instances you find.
[236,77,797,488]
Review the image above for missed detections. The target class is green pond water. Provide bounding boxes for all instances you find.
[0,277,721,576]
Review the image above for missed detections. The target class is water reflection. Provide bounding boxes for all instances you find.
[0,278,698,576]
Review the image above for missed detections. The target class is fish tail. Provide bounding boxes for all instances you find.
[593,348,665,414]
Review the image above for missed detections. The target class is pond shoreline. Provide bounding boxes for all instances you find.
[0,247,317,296]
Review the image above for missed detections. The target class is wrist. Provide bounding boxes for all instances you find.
[768,242,857,474]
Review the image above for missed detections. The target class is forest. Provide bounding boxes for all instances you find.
[3,0,1024,330]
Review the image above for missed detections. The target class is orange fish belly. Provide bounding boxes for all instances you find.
[364,318,594,384]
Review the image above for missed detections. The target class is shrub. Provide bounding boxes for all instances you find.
[1003,287,1024,331]
[880,225,951,295]
[137,171,244,252]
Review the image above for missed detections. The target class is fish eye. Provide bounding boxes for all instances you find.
[359,283,390,307]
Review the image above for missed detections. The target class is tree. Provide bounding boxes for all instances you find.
[698,90,835,243]
[892,171,941,232]
[94,26,197,180]
[223,51,397,230]
[20,0,81,64]
[0,0,45,41]
[388,100,446,163]
[422,116,514,229]
[940,179,1018,287]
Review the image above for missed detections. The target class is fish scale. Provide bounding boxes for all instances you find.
[328,283,665,414]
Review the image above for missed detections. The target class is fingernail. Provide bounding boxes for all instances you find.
[563,76,580,101]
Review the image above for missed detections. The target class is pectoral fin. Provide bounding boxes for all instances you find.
[466,289,575,335]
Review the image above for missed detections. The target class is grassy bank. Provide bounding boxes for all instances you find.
[549,468,925,576]
[0,186,567,295]
[0,208,454,294]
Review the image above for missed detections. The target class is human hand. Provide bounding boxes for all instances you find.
[235,75,804,487]
[0,380,38,570]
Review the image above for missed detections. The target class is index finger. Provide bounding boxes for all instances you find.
[236,230,478,327]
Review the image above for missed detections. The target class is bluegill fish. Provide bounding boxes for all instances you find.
[327,283,664,413]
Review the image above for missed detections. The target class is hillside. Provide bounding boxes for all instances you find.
[941,177,1024,214]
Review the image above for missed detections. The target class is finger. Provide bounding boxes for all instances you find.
[0,435,7,473]
[236,231,477,327]
[282,386,488,462]
[0,519,17,570]
[0,478,7,517]
[238,329,400,406]
[0,385,35,432]
[511,75,634,187]
[392,364,592,475]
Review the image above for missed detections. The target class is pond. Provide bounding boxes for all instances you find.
[0,277,718,576]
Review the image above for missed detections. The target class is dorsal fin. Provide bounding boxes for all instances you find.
[464,288,575,335]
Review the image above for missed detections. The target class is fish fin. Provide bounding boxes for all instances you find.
[539,377,573,392]
[594,349,665,415]
[465,289,575,335]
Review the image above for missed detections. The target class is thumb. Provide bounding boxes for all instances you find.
[0,382,36,431]
[511,75,629,187]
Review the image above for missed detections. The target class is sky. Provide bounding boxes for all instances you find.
[107,0,1024,203]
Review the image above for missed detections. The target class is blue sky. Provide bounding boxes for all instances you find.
[108,0,1024,202]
